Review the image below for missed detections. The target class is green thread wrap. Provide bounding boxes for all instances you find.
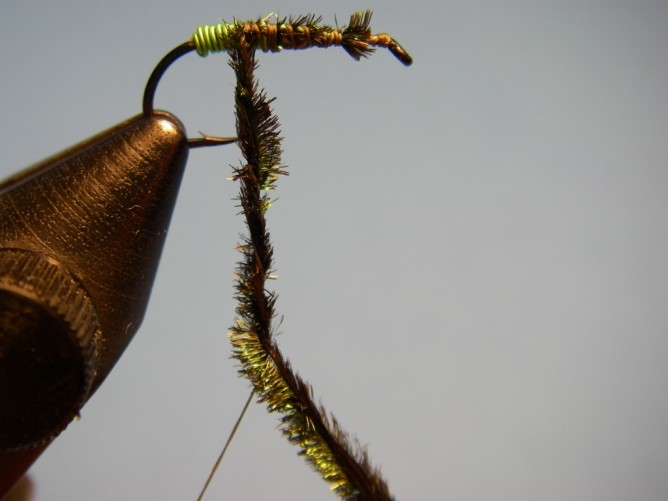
[193,23,236,56]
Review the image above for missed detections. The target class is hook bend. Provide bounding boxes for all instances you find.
[143,40,236,149]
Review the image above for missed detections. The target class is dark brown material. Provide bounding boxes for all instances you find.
[227,38,393,499]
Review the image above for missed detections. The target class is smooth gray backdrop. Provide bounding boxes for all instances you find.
[1,1,667,499]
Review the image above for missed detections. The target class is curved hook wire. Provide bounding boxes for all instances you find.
[143,40,236,149]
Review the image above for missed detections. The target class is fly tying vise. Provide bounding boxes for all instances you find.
[0,18,239,496]
[0,10,412,498]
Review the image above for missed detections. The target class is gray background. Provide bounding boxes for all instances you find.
[1,1,667,499]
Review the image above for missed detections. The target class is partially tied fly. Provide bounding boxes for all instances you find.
[166,10,411,501]
[192,11,413,65]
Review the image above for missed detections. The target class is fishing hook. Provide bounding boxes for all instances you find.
[143,40,236,148]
